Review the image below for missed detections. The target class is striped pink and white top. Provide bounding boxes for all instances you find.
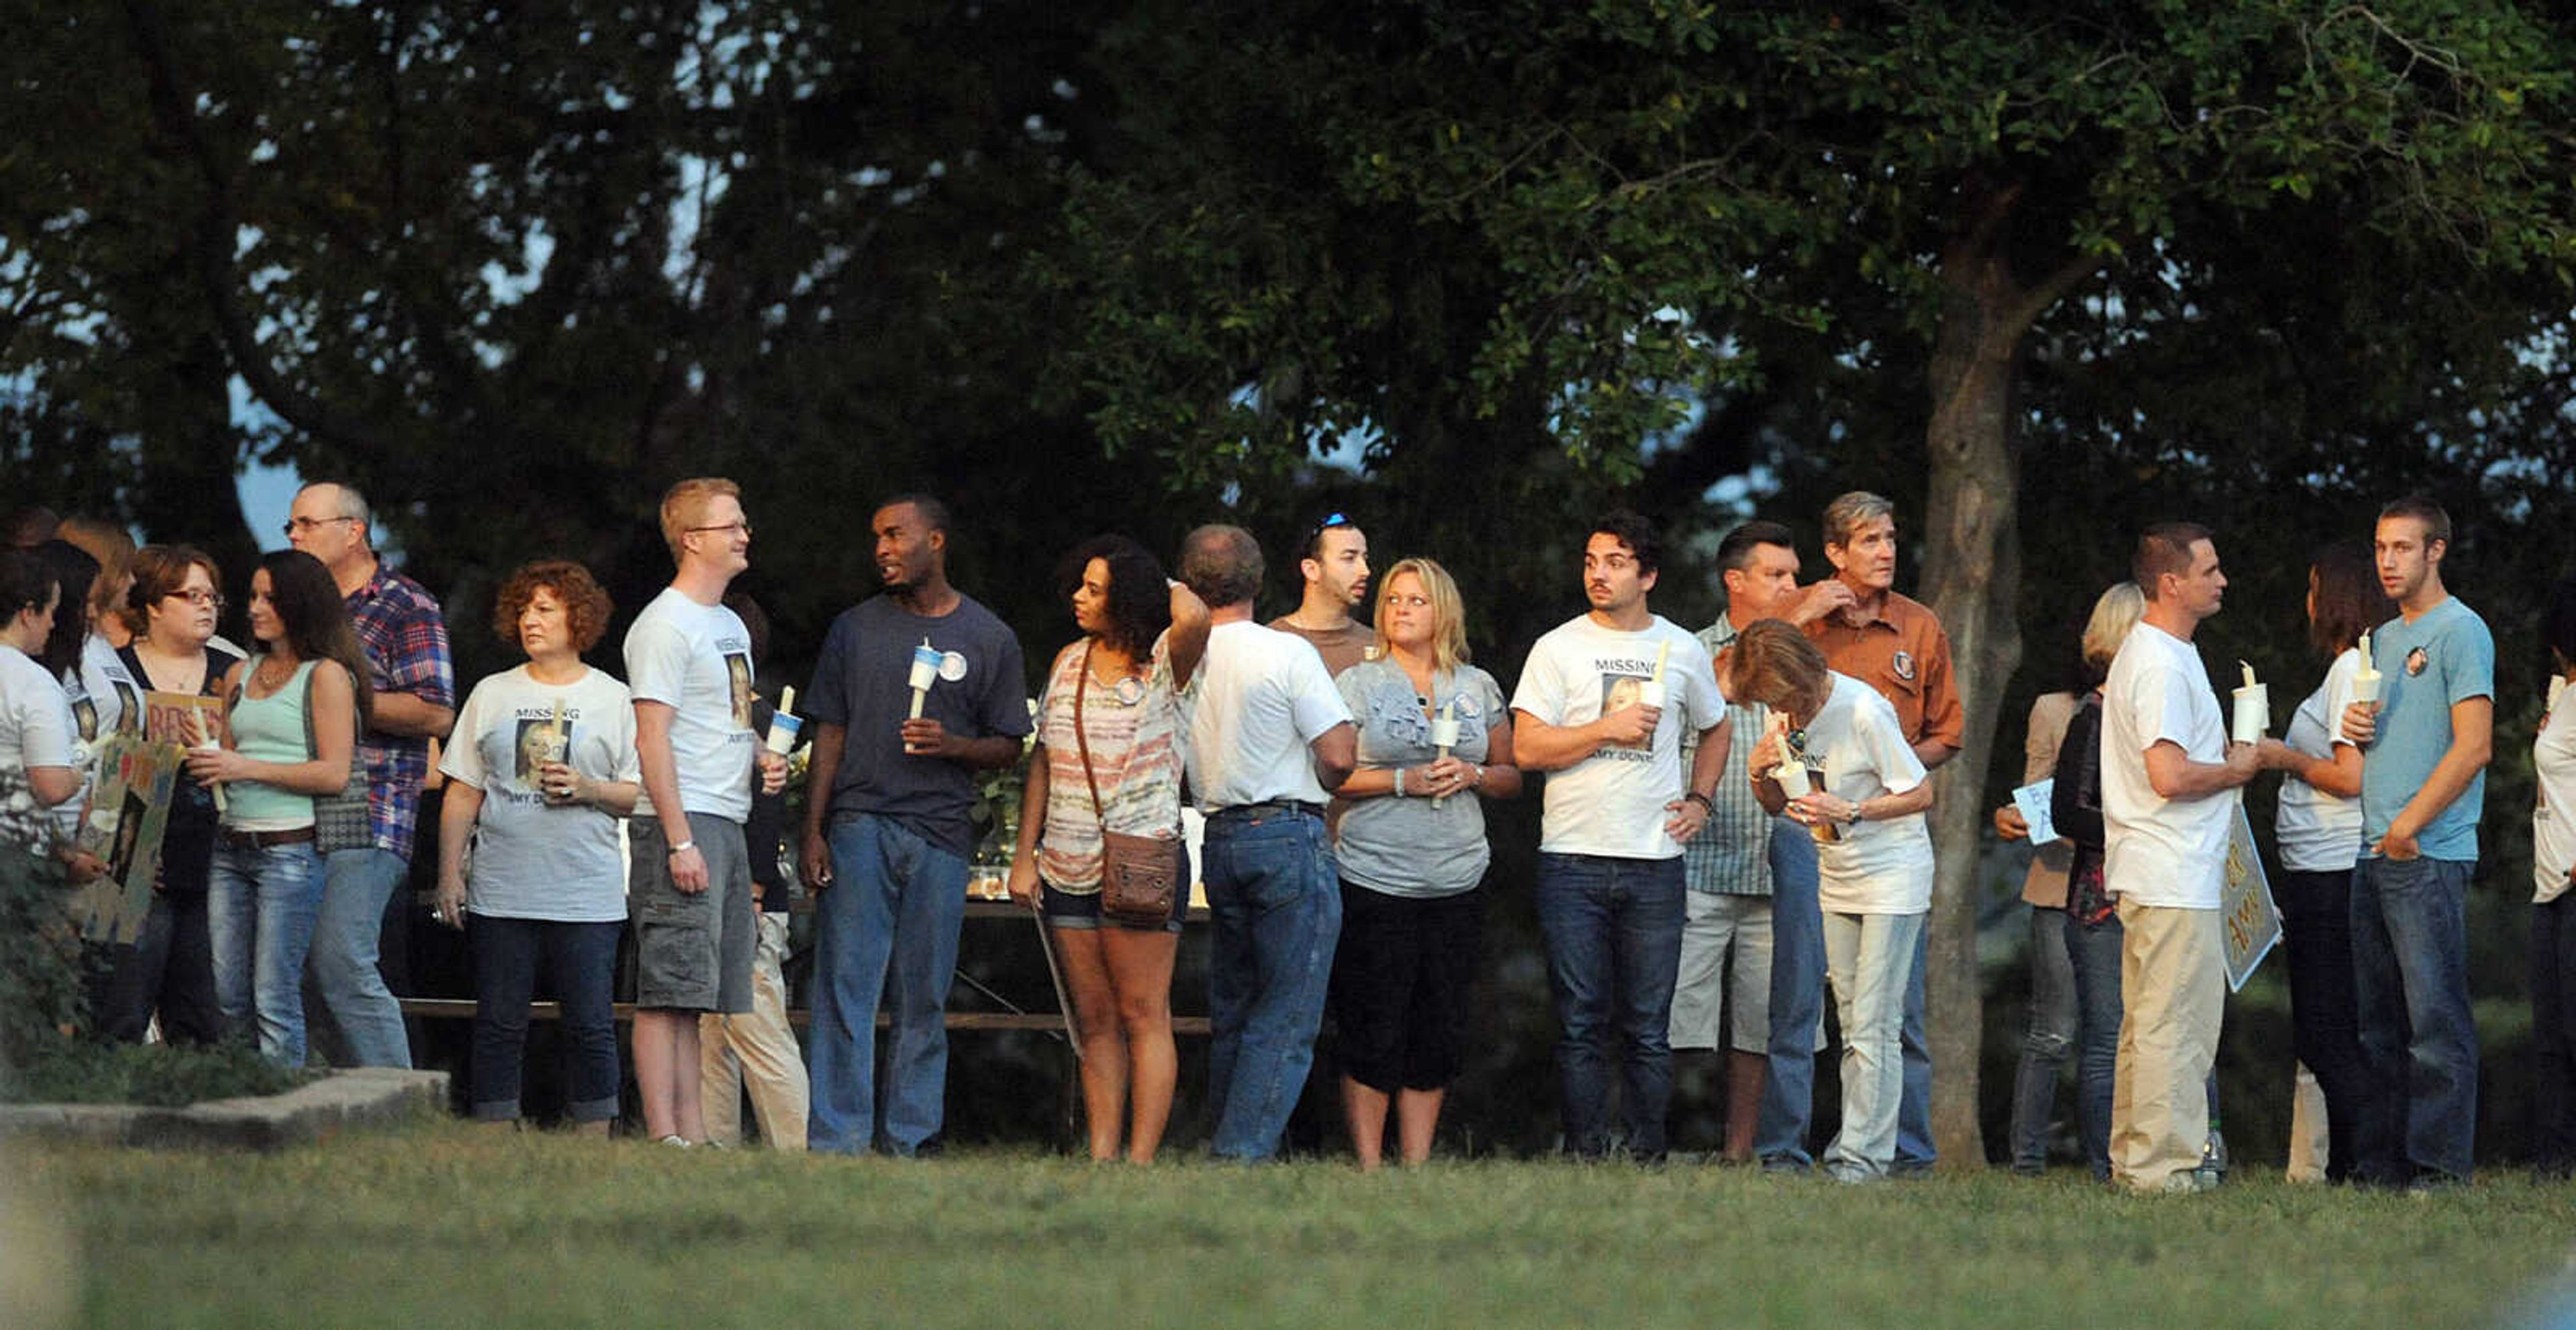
[1033,630,1183,892]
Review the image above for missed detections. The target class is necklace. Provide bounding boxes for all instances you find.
[1086,643,1146,707]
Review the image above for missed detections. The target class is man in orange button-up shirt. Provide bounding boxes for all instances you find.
[1799,492,1963,771]
[1796,490,1960,1174]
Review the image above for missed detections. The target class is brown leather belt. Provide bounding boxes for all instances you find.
[218,826,317,850]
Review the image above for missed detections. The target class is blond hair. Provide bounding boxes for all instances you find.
[659,477,741,562]
[2080,581,2146,680]
[55,516,136,621]
[1371,557,1472,672]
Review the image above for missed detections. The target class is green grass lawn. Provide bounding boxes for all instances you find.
[12,1121,2576,1329]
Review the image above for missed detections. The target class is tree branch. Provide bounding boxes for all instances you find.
[121,0,378,457]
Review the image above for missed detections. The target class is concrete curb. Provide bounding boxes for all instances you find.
[0,1068,448,1152]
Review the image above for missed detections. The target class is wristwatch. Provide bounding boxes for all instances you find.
[1844,803,1864,827]
[1684,790,1715,814]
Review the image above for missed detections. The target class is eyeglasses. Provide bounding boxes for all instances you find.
[164,589,227,611]
[281,515,360,538]
[686,521,753,538]
[1303,511,1354,555]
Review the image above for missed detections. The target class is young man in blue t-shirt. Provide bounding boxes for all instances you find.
[2341,495,2495,1188]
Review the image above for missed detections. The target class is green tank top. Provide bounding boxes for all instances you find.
[225,658,318,830]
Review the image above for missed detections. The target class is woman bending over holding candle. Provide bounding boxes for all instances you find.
[1728,620,1933,1183]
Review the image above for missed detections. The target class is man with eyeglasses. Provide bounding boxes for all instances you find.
[800,493,1030,1157]
[1511,511,1729,1160]
[285,480,454,1070]
[625,477,786,1144]
[1268,512,1373,676]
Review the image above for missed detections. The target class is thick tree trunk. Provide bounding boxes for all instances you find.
[1916,183,2023,1169]
[1916,177,2106,1168]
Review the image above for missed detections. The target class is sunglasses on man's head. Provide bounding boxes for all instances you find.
[1305,511,1354,550]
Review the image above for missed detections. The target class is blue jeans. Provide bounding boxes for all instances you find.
[2351,854,2479,1183]
[2008,905,2078,1172]
[2066,907,2126,1178]
[306,847,413,1068]
[1756,819,1824,1168]
[808,813,969,1156]
[1895,922,1935,1169]
[469,916,623,1123]
[1201,807,1339,1160]
[207,841,327,1066]
[1534,852,1686,1159]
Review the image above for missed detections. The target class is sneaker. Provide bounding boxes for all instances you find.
[658,1134,694,1149]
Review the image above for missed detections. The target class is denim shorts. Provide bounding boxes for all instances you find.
[1040,876,1187,933]
[629,814,755,1013]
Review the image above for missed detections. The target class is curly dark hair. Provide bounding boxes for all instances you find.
[1059,535,1171,657]
[492,560,614,654]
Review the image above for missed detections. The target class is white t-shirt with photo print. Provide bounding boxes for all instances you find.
[623,586,757,823]
[440,664,639,921]
[1511,612,1723,860]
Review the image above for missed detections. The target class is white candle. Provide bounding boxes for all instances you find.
[191,709,227,815]
[2351,632,2381,705]
[2232,661,2269,744]
[1430,698,1462,809]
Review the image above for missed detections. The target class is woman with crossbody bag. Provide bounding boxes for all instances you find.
[1007,535,1209,1162]
[186,550,370,1066]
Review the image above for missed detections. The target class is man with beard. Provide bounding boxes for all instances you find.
[802,494,1032,1156]
[1513,511,1729,1160]
[1269,512,1374,676]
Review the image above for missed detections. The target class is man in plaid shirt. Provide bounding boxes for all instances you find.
[1674,519,1832,1164]
[289,481,455,1068]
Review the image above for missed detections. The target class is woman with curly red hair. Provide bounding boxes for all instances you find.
[433,560,639,1132]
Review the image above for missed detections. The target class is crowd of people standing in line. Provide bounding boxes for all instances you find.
[4,482,2570,1188]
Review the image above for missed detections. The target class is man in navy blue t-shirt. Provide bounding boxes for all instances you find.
[800,495,1030,1156]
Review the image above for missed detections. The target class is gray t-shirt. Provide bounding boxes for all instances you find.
[623,587,757,823]
[439,664,639,923]
[1332,657,1504,899]
[806,593,1031,860]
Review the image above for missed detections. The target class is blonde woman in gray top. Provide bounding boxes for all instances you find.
[1326,558,1521,1168]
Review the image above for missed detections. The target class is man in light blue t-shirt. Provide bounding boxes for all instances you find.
[2341,495,2494,1188]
